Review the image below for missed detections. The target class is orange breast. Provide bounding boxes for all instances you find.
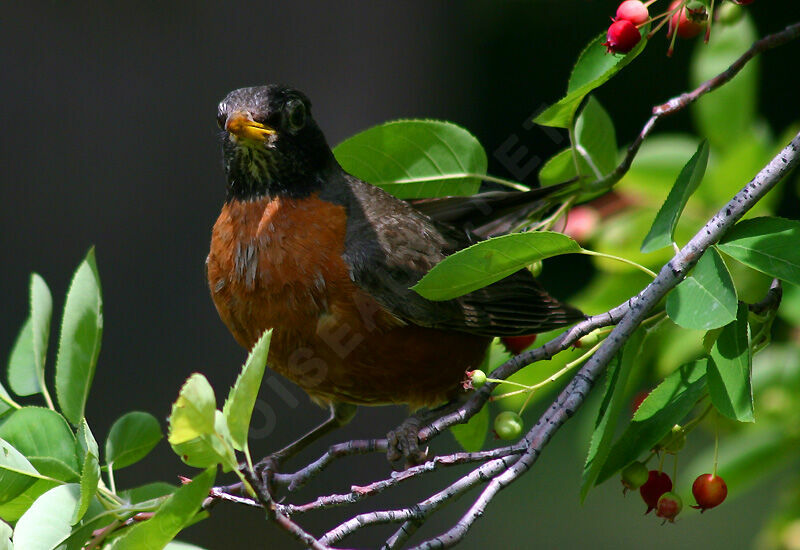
[207,194,489,409]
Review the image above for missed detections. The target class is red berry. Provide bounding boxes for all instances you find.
[656,492,683,522]
[501,334,537,355]
[621,461,650,492]
[640,470,673,514]
[604,20,642,54]
[616,0,649,25]
[691,473,728,512]
[668,0,706,39]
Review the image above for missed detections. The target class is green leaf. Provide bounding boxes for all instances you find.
[0,407,80,482]
[168,374,216,445]
[412,232,581,301]
[596,359,708,484]
[8,275,54,399]
[0,437,43,504]
[168,376,235,470]
[12,483,80,550]
[0,479,58,523]
[718,217,800,286]
[574,96,618,177]
[666,247,738,330]
[333,120,487,199]
[120,482,177,505]
[30,274,52,394]
[72,452,99,524]
[55,248,103,426]
[534,27,648,129]
[538,97,617,187]
[76,418,99,461]
[108,468,215,550]
[7,318,34,399]
[59,507,116,550]
[690,14,758,152]
[582,330,645,501]
[105,412,162,470]
[450,404,488,453]
[707,303,753,422]
[223,330,271,451]
[641,140,709,253]
[538,149,588,187]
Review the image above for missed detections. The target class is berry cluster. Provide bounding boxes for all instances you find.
[619,393,728,523]
[604,0,756,56]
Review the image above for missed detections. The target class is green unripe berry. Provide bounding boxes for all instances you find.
[621,461,650,491]
[528,261,543,278]
[494,411,524,440]
[469,369,487,388]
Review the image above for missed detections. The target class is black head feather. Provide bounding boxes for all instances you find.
[218,85,336,201]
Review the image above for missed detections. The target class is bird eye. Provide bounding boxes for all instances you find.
[286,100,306,131]
[216,110,227,130]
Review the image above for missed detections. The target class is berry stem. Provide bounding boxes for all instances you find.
[672,453,679,486]
[713,411,720,477]
[705,0,715,43]
[531,196,575,232]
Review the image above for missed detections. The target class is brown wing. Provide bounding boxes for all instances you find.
[322,174,583,337]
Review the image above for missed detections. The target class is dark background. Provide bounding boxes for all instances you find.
[2,2,799,548]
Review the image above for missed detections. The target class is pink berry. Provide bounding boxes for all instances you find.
[616,0,649,25]
[691,474,728,512]
[656,492,683,522]
[668,0,706,39]
[604,20,642,54]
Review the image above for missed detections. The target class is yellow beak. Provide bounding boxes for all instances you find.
[225,111,276,142]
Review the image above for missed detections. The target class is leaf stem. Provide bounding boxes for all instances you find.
[107,462,117,494]
[579,249,657,278]
[0,392,22,410]
[41,385,55,411]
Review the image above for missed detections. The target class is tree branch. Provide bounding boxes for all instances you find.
[205,21,800,549]
[411,129,800,548]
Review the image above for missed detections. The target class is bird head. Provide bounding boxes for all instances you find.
[217,85,335,201]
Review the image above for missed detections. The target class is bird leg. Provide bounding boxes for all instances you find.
[254,401,357,490]
[386,399,462,470]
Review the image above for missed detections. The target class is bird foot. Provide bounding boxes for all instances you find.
[386,415,429,470]
[250,454,284,499]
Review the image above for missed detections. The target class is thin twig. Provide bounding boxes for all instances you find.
[279,446,524,516]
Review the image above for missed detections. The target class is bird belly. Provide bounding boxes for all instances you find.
[207,195,489,408]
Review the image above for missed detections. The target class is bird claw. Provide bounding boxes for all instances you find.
[251,454,283,499]
[386,415,428,470]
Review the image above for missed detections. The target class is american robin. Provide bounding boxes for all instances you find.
[207,85,583,465]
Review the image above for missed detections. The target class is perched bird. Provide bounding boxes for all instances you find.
[207,85,583,464]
